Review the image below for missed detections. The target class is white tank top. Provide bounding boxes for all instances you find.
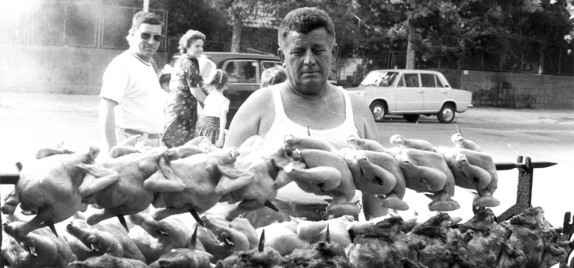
[261,86,360,204]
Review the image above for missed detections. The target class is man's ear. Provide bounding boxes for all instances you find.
[126,29,134,42]
[277,48,285,63]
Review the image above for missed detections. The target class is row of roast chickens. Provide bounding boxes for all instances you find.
[1,131,568,267]
[2,131,498,239]
[3,206,572,267]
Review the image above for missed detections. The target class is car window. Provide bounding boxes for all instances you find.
[397,74,405,87]
[360,71,399,87]
[262,61,281,70]
[223,60,258,83]
[436,75,445,87]
[404,73,420,87]
[421,73,437,88]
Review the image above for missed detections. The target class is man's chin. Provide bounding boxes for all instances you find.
[297,80,328,94]
[142,50,157,58]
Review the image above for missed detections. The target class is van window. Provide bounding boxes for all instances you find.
[223,60,258,83]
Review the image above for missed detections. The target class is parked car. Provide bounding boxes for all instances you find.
[165,52,283,127]
[346,69,472,123]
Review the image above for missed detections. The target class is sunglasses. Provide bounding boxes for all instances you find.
[140,32,164,42]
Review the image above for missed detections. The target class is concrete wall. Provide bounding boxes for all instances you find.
[1,46,572,109]
[0,45,167,95]
[459,70,574,109]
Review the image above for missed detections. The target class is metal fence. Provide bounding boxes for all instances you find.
[419,45,574,76]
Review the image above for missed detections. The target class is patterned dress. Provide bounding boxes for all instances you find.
[161,56,203,148]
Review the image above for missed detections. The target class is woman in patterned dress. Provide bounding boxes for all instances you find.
[161,30,207,147]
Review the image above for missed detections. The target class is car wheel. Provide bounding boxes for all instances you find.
[370,101,386,122]
[437,103,455,123]
[403,114,420,122]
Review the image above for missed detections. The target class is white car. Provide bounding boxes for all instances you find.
[347,69,473,123]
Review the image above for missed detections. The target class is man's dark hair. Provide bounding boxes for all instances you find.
[278,7,335,49]
[130,11,163,32]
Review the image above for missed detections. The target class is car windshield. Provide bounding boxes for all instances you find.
[359,71,399,87]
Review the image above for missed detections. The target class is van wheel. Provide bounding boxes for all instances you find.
[438,104,455,123]
[403,114,420,122]
[370,101,386,122]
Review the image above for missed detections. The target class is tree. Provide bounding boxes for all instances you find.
[210,0,285,52]
[155,0,230,52]
[355,0,468,69]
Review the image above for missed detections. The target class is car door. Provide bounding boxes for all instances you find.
[394,72,424,112]
[261,60,282,73]
[421,73,447,111]
[221,59,260,124]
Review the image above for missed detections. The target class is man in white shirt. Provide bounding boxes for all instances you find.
[99,11,167,152]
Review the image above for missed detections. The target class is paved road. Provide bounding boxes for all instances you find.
[1,92,573,226]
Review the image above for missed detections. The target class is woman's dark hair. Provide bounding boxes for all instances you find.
[178,30,206,54]
[207,69,228,90]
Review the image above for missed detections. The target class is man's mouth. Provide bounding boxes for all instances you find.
[301,71,321,77]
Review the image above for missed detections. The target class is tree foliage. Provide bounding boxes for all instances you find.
[160,0,573,77]
[352,0,572,72]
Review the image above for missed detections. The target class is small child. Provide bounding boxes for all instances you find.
[195,69,230,147]
[260,66,287,88]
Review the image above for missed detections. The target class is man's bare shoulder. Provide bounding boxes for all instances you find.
[225,85,279,148]
[239,85,279,115]
[246,85,275,104]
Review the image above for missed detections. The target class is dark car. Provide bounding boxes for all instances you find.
[165,52,283,127]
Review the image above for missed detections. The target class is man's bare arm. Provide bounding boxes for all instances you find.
[348,92,378,140]
[223,90,270,148]
[99,98,118,152]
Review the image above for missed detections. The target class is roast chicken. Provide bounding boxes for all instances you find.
[4,145,102,239]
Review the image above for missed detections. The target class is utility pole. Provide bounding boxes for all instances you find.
[143,0,149,11]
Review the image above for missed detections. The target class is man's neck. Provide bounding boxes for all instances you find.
[281,82,345,129]
[285,82,330,101]
[129,50,151,64]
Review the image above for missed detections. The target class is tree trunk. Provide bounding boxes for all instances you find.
[538,45,545,74]
[406,22,416,69]
[231,12,242,53]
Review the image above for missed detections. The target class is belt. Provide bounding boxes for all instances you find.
[119,128,161,139]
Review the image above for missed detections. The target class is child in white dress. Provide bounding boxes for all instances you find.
[195,69,230,147]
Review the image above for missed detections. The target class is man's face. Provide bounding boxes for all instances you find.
[129,23,163,60]
[186,39,204,58]
[278,27,336,95]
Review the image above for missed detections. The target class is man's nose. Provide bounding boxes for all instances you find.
[303,50,316,65]
[147,37,159,45]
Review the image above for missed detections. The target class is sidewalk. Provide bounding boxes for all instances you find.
[459,106,574,125]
